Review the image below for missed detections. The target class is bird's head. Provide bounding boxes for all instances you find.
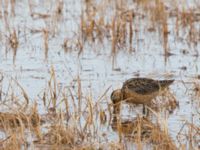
[111,89,122,104]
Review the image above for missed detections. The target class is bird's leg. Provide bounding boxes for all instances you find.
[143,104,150,116]
[142,104,146,115]
[146,106,150,117]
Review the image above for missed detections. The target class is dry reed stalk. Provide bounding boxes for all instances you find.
[154,89,178,113]
[107,102,113,125]
[55,0,63,18]
[0,113,25,135]
[0,109,40,130]
[135,0,149,6]
[99,110,106,125]
[40,124,75,146]
[10,0,15,17]
[68,88,77,117]
[116,121,123,143]
[175,9,180,38]
[80,13,85,40]
[28,0,33,16]
[157,1,170,57]
[62,88,70,121]
[193,82,200,99]
[13,79,29,106]
[42,91,46,107]
[88,19,95,41]
[0,110,40,149]
[48,66,57,109]
[52,67,57,107]
[119,20,127,46]
[96,16,104,42]
[6,77,29,107]
[77,38,83,56]
[29,103,42,139]
[128,11,133,52]
[77,75,82,114]
[111,17,116,55]
[42,28,49,60]
[3,1,9,32]
[63,38,69,53]
[112,116,177,150]
[8,29,19,64]
[163,18,169,57]
[177,120,199,149]
[135,117,142,150]
[180,9,192,27]
[86,95,94,126]
[95,86,111,105]
[50,0,63,36]
[111,17,117,69]
[1,133,22,150]
[80,0,97,43]
[184,11,197,44]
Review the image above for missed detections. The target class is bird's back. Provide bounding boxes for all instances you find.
[122,78,174,95]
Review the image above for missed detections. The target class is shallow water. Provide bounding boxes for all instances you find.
[0,0,199,149]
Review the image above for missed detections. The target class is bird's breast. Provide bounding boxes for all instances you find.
[123,89,158,104]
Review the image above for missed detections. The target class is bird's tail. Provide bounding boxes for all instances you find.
[159,79,174,88]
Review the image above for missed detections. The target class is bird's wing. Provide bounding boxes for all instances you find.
[122,78,160,95]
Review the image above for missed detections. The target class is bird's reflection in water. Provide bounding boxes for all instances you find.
[111,116,177,150]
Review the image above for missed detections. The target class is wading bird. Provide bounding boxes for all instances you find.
[111,78,174,114]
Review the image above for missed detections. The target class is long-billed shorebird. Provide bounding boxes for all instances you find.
[111,78,174,114]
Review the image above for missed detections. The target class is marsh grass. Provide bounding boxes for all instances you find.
[1,0,200,60]
[111,116,177,150]
[0,72,199,149]
[80,0,200,58]
[0,0,199,149]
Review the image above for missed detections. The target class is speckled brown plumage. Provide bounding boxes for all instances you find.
[111,78,174,114]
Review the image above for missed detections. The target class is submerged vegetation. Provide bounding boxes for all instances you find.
[0,0,199,149]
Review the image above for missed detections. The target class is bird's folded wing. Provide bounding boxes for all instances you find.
[123,79,160,95]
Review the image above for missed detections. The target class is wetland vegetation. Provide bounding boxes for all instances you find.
[0,0,199,149]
